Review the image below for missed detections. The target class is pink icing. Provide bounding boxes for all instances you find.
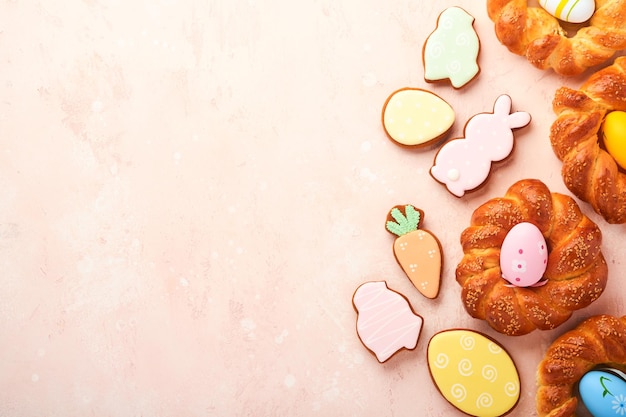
[500,222,548,287]
[352,281,423,362]
[430,95,531,197]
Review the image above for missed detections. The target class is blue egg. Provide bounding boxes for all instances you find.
[580,370,626,417]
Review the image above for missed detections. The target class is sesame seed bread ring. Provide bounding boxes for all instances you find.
[551,56,626,224]
[536,315,626,417]
[456,179,608,336]
[487,0,626,75]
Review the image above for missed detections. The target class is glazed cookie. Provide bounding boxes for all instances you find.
[456,179,608,336]
[430,95,531,197]
[385,205,442,299]
[352,281,424,363]
[381,88,455,148]
[427,329,521,417]
[423,6,480,88]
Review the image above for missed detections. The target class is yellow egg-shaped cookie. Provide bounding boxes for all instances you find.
[427,330,520,417]
[382,88,455,147]
[602,111,626,170]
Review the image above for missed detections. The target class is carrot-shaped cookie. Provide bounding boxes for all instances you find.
[385,205,443,299]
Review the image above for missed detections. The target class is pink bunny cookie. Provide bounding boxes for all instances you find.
[352,281,423,363]
[430,95,531,197]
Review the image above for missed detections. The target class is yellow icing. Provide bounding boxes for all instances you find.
[602,111,626,170]
[428,330,520,417]
[383,89,455,146]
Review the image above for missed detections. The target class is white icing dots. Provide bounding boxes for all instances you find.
[383,88,455,146]
[430,95,531,197]
[446,168,460,181]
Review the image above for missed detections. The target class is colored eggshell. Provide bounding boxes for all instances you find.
[602,111,626,170]
[382,88,455,147]
[500,222,548,287]
[539,0,595,23]
[579,370,626,417]
[427,329,520,417]
[352,281,423,363]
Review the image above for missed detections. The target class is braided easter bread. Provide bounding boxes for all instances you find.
[551,56,626,224]
[487,0,626,75]
[456,179,608,336]
[536,315,626,417]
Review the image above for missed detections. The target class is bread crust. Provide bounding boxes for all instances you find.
[456,179,608,336]
[550,56,626,224]
[487,0,626,75]
[536,315,626,417]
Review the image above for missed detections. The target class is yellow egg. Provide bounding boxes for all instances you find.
[602,111,626,170]
[427,330,520,417]
[382,88,455,147]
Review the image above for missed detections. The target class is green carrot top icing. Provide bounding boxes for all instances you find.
[386,205,422,237]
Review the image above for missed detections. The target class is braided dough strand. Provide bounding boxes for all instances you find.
[536,315,626,417]
[487,0,626,75]
[456,179,608,336]
[551,56,626,223]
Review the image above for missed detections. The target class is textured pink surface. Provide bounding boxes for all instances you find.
[1,1,625,416]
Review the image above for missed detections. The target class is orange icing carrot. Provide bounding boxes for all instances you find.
[385,205,443,299]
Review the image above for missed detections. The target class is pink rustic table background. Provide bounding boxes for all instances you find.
[1,0,624,416]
